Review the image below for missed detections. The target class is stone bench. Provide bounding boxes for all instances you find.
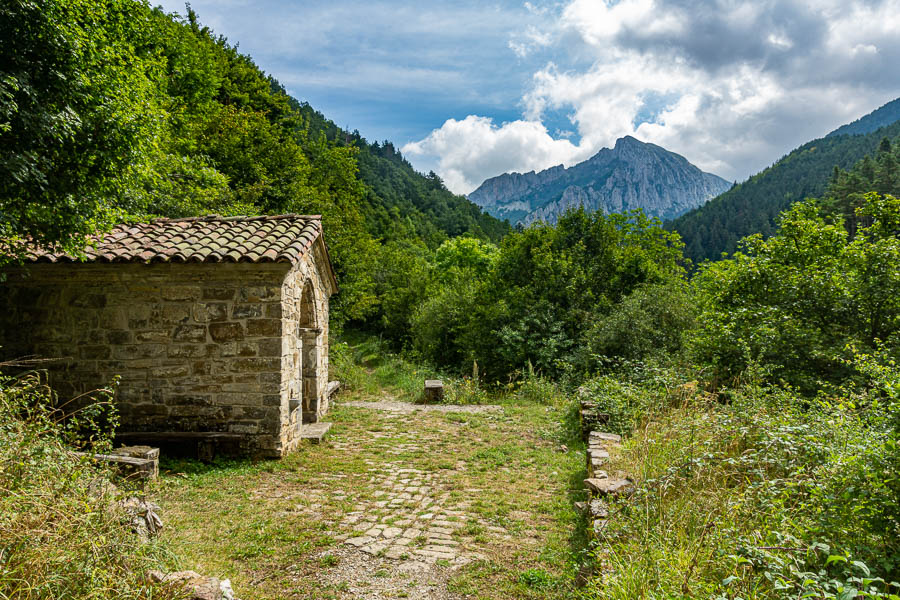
[423,379,444,403]
[116,431,245,461]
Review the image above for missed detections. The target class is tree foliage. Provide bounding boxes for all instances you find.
[0,0,508,326]
[692,193,900,390]
[0,0,162,261]
[670,121,900,265]
[409,209,689,379]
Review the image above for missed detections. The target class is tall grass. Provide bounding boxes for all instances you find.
[329,333,430,402]
[0,371,177,600]
[579,370,900,600]
[331,332,571,407]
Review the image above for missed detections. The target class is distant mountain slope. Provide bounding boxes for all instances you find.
[286,97,510,246]
[468,136,730,225]
[670,119,900,264]
[827,98,900,138]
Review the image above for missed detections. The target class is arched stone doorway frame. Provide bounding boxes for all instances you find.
[297,278,323,423]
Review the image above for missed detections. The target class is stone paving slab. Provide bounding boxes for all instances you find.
[329,403,499,569]
[341,400,502,414]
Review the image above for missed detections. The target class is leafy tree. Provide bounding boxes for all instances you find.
[0,0,162,261]
[692,193,900,390]
[412,208,687,378]
[587,281,697,362]
[432,237,498,281]
[1,0,507,330]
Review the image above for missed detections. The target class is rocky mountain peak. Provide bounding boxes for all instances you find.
[467,136,730,225]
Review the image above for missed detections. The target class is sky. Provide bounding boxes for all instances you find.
[155,0,900,195]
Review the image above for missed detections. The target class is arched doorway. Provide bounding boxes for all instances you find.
[297,280,322,423]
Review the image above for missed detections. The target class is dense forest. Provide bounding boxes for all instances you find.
[670,120,900,264]
[0,0,507,329]
[2,1,900,599]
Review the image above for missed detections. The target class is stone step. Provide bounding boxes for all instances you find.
[584,477,634,498]
[301,422,332,443]
[326,380,341,399]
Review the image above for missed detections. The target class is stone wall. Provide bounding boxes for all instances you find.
[0,260,329,458]
[278,243,332,454]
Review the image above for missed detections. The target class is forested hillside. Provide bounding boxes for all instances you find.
[288,98,510,246]
[0,0,506,329]
[669,119,900,264]
[827,97,900,137]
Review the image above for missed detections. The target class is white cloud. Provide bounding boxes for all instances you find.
[406,0,900,195]
[402,115,587,193]
[508,25,554,58]
[560,0,686,43]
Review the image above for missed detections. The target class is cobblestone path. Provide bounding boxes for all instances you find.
[159,397,582,600]
[324,401,512,591]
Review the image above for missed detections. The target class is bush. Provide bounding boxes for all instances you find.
[588,281,697,364]
[691,194,900,391]
[0,370,175,600]
[588,375,900,600]
[577,362,685,435]
[511,363,565,406]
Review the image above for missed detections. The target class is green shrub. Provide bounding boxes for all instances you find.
[590,376,900,600]
[692,194,900,391]
[588,281,697,364]
[512,366,564,406]
[576,362,683,435]
[444,376,491,405]
[518,567,555,589]
[0,370,176,600]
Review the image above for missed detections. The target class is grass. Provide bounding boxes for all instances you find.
[332,331,563,407]
[150,332,590,599]
[0,371,178,600]
[330,331,433,403]
[578,377,900,600]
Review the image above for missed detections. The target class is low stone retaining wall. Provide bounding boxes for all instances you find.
[582,431,633,539]
[576,402,636,587]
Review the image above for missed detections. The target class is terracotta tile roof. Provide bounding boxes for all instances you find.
[26,214,324,265]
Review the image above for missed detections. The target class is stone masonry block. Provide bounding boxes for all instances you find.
[220,342,257,357]
[161,304,190,324]
[173,324,207,343]
[1,250,331,460]
[208,322,243,342]
[202,287,235,301]
[246,319,280,337]
[192,303,228,323]
[80,345,111,360]
[167,344,208,359]
[230,357,280,373]
[256,338,281,357]
[239,286,280,302]
[135,331,170,343]
[161,286,201,301]
[232,303,263,319]
[71,293,107,309]
[150,365,190,379]
[112,344,165,360]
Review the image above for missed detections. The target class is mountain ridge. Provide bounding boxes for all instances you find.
[468,136,731,225]
[670,97,900,264]
[826,98,900,138]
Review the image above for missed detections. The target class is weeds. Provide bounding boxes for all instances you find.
[584,369,900,600]
[0,370,176,600]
